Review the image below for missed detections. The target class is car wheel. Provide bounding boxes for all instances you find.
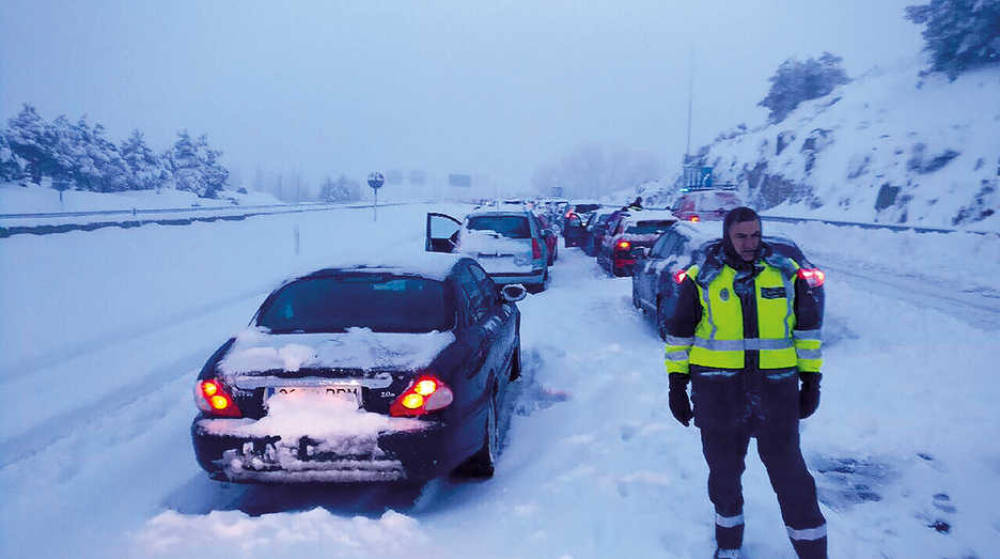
[656,298,668,341]
[454,390,498,478]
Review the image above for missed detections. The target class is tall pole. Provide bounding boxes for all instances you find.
[685,48,695,163]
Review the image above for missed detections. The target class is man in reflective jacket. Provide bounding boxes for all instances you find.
[665,207,826,559]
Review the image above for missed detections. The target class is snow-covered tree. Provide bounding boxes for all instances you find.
[319,174,361,202]
[0,133,26,182]
[166,130,229,198]
[906,0,1000,79]
[120,130,168,191]
[758,53,850,123]
[200,136,228,198]
[62,117,130,192]
[5,104,57,184]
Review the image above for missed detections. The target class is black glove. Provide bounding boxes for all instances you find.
[799,372,822,419]
[668,374,693,427]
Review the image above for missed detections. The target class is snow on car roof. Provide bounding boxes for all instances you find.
[466,208,532,218]
[304,252,467,282]
[624,209,678,223]
[672,220,719,243]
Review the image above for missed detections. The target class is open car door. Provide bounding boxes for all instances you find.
[426,213,462,253]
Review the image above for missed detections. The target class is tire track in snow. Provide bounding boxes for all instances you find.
[820,262,1000,330]
[0,285,271,384]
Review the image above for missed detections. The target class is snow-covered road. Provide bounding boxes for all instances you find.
[1,204,997,559]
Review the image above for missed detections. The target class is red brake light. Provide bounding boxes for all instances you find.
[195,379,243,417]
[673,269,687,284]
[390,375,454,417]
[797,268,826,288]
[616,240,631,250]
[532,238,542,259]
[689,215,700,222]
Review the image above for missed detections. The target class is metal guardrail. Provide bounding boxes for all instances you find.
[760,214,996,237]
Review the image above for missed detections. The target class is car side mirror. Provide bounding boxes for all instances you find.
[500,284,527,302]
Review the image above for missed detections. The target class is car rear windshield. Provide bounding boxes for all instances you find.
[256,275,453,333]
[626,220,676,234]
[574,204,601,213]
[466,215,531,239]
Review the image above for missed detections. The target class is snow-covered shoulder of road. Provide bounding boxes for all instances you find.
[1,202,998,559]
[0,181,284,213]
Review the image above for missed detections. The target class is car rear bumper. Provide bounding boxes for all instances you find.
[191,415,475,483]
[490,266,546,286]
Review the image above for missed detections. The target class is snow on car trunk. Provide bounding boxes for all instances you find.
[219,327,456,374]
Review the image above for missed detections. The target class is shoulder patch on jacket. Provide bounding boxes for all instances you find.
[693,242,725,287]
[763,251,799,279]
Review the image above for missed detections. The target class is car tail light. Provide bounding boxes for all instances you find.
[532,238,542,259]
[616,240,631,251]
[195,378,243,417]
[797,268,826,288]
[390,374,454,417]
[673,269,687,284]
[565,210,577,219]
[688,215,700,222]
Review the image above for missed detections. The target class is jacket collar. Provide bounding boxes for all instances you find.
[694,240,796,287]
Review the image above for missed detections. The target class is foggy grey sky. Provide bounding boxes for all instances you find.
[1,0,923,193]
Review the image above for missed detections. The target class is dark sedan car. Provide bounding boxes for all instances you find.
[191,254,525,484]
[580,208,618,256]
[632,221,826,339]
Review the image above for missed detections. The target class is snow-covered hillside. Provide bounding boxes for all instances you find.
[649,58,1000,231]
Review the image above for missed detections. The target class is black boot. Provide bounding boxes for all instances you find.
[791,536,827,559]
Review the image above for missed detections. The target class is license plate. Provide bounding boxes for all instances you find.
[267,385,361,407]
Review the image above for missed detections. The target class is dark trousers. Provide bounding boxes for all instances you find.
[700,426,827,558]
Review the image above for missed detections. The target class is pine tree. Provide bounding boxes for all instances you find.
[165,130,229,198]
[199,134,228,198]
[0,133,26,182]
[758,52,850,123]
[120,130,167,191]
[5,104,56,184]
[906,0,1000,79]
[55,116,130,192]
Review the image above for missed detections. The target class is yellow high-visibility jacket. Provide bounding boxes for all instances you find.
[665,253,823,375]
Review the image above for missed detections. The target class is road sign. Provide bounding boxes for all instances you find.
[367,172,385,189]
